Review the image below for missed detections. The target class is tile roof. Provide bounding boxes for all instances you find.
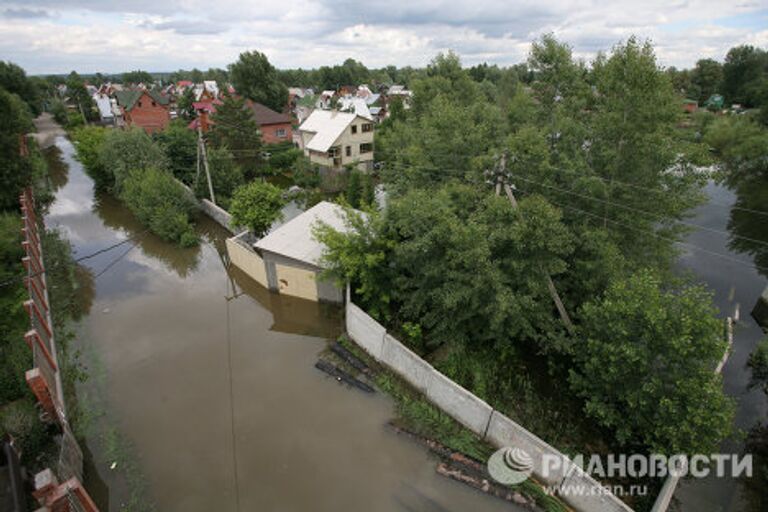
[247,101,292,126]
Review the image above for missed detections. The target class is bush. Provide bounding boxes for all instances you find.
[0,213,28,404]
[49,99,68,125]
[71,125,109,187]
[99,128,168,192]
[120,167,199,246]
[154,121,198,185]
[229,181,286,237]
[0,398,50,464]
[194,147,244,209]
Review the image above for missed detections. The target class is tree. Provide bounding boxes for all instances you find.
[0,61,41,114]
[228,51,288,112]
[65,71,95,122]
[121,70,154,85]
[0,88,33,210]
[571,269,734,455]
[346,169,362,207]
[722,45,767,107]
[691,58,723,104]
[176,88,196,121]
[229,181,286,237]
[71,125,108,186]
[195,147,244,208]
[153,121,198,184]
[585,37,705,268]
[120,167,199,247]
[209,94,262,176]
[98,128,168,192]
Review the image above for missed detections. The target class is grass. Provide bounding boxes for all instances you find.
[334,335,570,512]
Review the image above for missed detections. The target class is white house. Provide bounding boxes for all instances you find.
[298,110,374,171]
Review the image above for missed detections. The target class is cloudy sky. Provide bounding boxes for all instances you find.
[0,0,766,74]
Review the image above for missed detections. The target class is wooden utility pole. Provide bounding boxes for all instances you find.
[198,125,216,204]
[492,151,575,335]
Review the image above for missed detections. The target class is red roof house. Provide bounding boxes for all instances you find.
[246,101,293,144]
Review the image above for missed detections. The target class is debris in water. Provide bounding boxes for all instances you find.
[315,359,375,393]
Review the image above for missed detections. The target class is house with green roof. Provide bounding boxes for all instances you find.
[115,89,171,133]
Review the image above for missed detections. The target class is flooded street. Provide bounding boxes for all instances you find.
[675,180,768,512]
[44,134,519,512]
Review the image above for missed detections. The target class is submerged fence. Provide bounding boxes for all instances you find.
[345,287,634,512]
[18,187,96,511]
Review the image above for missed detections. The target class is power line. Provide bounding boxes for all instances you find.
[511,174,768,250]
[379,158,768,219]
[0,229,148,289]
[513,185,768,274]
[379,159,768,249]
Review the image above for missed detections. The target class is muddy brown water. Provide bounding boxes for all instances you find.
[44,136,521,512]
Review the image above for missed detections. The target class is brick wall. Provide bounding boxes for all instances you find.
[261,122,293,144]
[126,92,170,134]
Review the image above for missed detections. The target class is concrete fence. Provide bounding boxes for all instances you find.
[345,296,634,512]
[174,178,238,233]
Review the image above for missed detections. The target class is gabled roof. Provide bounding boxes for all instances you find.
[114,89,170,111]
[247,101,292,126]
[298,110,364,153]
[338,96,373,120]
[254,201,359,267]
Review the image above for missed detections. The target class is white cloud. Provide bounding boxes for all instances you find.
[0,0,765,73]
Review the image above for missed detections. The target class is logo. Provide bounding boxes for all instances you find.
[487,447,533,485]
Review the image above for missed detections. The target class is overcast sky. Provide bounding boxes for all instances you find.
[0,1,766,75]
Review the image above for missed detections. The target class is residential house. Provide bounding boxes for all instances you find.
[92,92,115,124]
[231,201,361,303]
[246,101,293,144]
[337,96,372,119]
[385,84,413,112]
[298,110,374,171]
[115,89,171,133]
[317,90,336,109]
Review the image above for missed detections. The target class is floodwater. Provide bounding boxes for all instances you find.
[674,179,768,511]
[44,135,520,512]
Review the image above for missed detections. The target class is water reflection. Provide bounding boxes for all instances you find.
[727,178,768,277]
[228,265,343,339]
[92,191,202,279]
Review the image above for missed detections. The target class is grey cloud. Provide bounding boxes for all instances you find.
[141,19,228,35]
[2,7,54,18]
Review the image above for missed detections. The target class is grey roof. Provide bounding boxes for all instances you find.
[254,201,357,267]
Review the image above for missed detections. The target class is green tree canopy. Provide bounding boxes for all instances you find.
[229,181,286,237]
[209,94,262,176]
[229,51,288,112]
[571,269,734,455]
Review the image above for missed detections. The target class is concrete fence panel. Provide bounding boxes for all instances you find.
[201,199,236,233]
[379,334,435,393]
[559,471,634,512]
[226,235,268,287]
[484,410,571,487]
[424,369,494,437]
[346,302,386,359]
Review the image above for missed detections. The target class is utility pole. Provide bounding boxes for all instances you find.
[198,125,216,205]
[490,151,575,335]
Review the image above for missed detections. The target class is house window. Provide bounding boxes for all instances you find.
[328,146,340,158]
[345,146,351,157]
[137,101,142,107]
[351,125,357,134]
[276,128,286,138]
[360,143,373,154]
[362,123,373,132]
[152,101,157,107]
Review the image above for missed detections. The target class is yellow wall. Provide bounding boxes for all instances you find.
[226,237,268,288]
[275,263,318,301]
